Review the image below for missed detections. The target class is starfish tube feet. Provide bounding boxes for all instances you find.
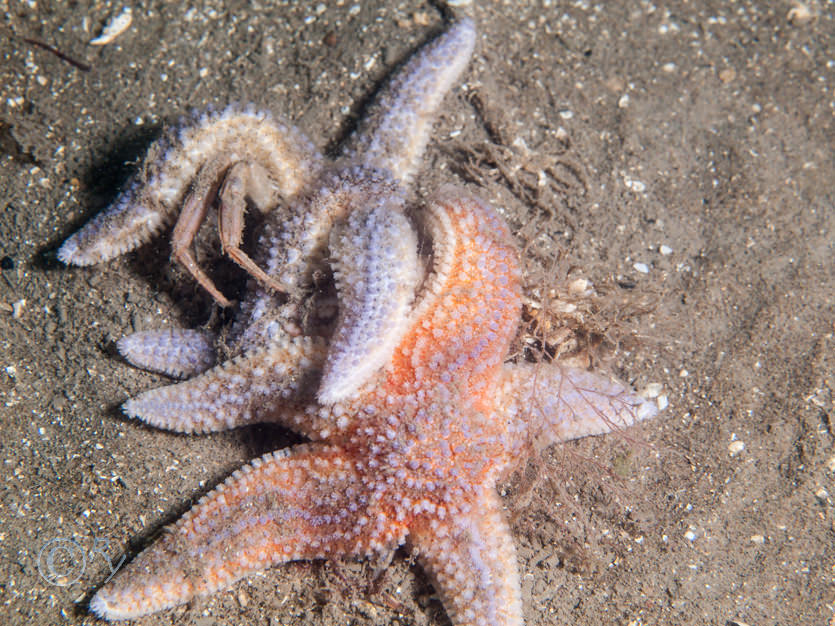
[123,336,328,436]
[57,179,166,266]
[410,489,523,626]
[349,18,477,183]
[90,444,393,621]
[117,328,216,378]
[318,200,420,404]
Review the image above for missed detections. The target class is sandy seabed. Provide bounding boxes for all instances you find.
[1,2,833,625]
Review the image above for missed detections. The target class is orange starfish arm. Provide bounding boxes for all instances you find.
[387,188,522,401]
[123,336,328,438]
[91,444,396,621]
[409,487,523,626]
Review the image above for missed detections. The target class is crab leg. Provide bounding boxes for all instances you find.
[217,161,287,298]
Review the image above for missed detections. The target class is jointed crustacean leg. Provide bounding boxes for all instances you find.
[170,177,232,306]
[58,107,324,303]
[217,161,287,299]
[170,161,286,307]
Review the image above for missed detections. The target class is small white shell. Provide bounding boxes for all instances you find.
[90,7,132,46]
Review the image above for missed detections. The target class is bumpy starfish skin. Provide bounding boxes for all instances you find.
[90,191,657,625]
[57,107,322,267]
[116,329,216,378]
[59,19,477,403]
[62,17,661,626]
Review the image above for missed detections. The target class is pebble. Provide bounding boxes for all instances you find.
[728,440,745,456]
[413,12,431,26]
[642,383,663,398]
[633,262,649,274]
[659,244,673,255]
[605,76,625,92]
[719,67,736,83]
[568,277,593,296]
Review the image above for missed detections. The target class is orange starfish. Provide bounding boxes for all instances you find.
[91,188,656,625]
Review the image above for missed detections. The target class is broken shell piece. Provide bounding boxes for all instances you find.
[552,300,577,314]
[90,7,133,45]
[787,2,815,25]
[568,277,595,296]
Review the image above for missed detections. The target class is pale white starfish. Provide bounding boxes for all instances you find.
[60,18,477,403]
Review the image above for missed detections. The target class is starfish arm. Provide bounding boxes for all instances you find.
[117,329,216,378]
[58,106,322,266]
[347,18,476,184]
[318,200,419,404]
[90,444,385,621]
[123,336,328,437]
[388,188,522,399]
[498,362,658,454]
[410,488,523,626]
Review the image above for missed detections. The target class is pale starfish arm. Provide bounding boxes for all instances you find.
[498,362,658,454]
[123,336,328,437]
[90,444,391,621]
[388,188,522,399]
[318,200,419,404]
[409,488,523,626]
[117,329,216,378]
[58,106,322,266]
[346,18,476,184]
